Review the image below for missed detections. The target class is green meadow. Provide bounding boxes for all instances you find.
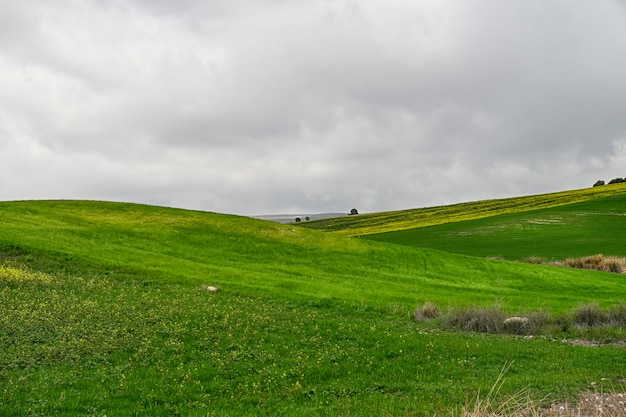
[1,195,625,416]
[365,192,626,261]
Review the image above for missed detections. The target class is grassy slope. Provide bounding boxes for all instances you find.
[1,199,624,312]
[2,200,626,416]
[298,184,626,236]
[366,192,626,260]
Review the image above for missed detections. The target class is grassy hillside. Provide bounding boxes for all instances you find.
[366,192,626,261]
[2,200,626,416]
[298,184,626,236]
[1,199,624,312]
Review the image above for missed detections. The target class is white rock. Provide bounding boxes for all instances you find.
[504,316,529,325]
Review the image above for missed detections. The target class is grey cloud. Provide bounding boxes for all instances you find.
[2,0,626,215]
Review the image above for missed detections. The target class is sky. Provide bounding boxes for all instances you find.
[1,0,626,216]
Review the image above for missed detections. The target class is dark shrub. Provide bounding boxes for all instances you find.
[572,303,607,327]
[525,310,554,334]
[502,312,554,335]
[443,306,505,333]
[609,303,626,327]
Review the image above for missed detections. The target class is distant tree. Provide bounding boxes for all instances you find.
[350,208,359,215]
[608,177,625,184]
[593,180,605,187]
[305,216,310,221]
[295,217,301,222]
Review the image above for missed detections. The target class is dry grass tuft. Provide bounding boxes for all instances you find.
[523,256,548,265]
[553,255,626,274]
[525,254,626,275]
[443,306,506,333]
[609,303,626,327]
[460,364,626,417]
[460,363,545,417]
[416,301,626,336]
[572,303,608,328]
[414,301,440,321]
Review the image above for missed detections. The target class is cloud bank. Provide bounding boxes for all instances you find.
[1,0,625,215]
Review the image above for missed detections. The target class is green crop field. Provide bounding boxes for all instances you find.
[365,192,626,261]
[298,183,626,237]
[1,199,625,416]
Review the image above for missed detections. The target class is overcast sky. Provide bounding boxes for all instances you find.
[1,0,626,216]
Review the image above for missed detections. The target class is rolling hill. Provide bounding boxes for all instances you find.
[1,199,623,312]
[297,183,626,237]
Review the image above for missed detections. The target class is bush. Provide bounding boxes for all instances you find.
[572,303,607,327]
[414,301,440,321]
[562,254,604,270]
[443,306,505,333]
[522,256,546,265]
[502,311,554,335]
[602,256,626,273]
[425,303,626,337]
[609,303,626,326]
[525,310,553,332]
[554,254,626,274]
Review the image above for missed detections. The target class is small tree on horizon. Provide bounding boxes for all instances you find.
[350,208,359,215]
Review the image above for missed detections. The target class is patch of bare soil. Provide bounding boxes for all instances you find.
[548,393,626,417]
[564,340,626,348]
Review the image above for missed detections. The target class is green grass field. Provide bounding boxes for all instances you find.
[365,192,626,261]
[1,197,626,416]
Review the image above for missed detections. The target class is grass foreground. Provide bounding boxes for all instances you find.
[2,260,625,417]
